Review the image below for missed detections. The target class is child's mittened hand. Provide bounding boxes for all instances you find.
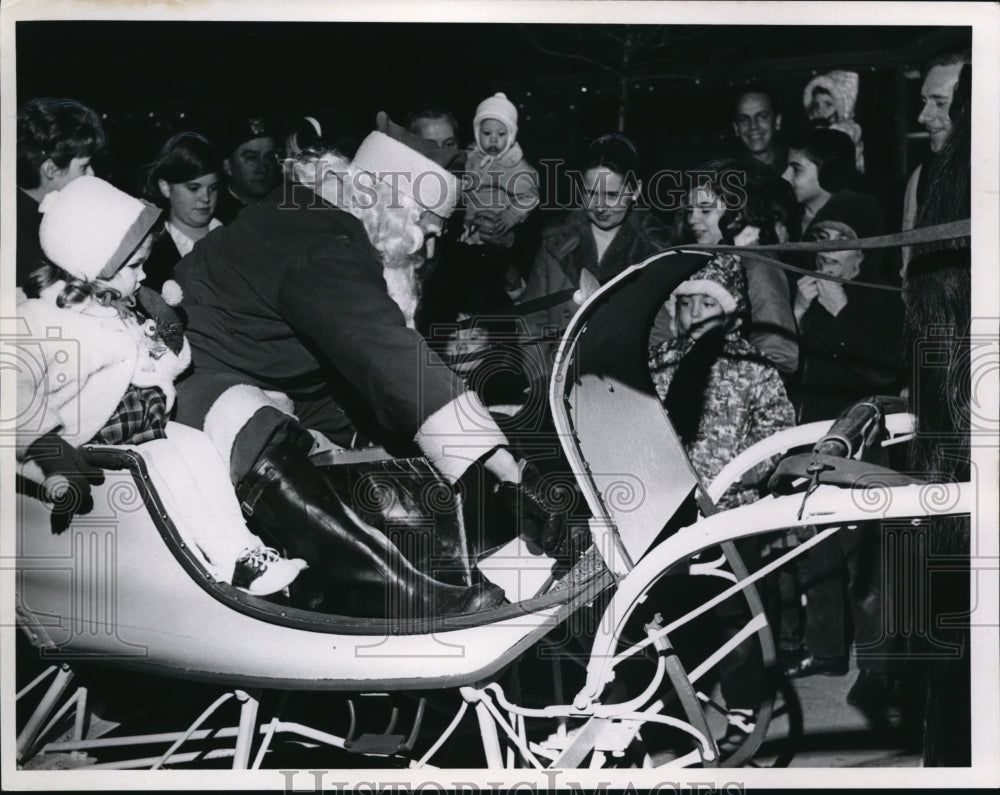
[795,276,819,303]
[25,432,105,532]
[794,277,819,323]
[816,279,849,316]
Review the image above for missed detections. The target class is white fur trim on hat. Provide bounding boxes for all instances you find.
[803,70,859,122]
[39,176,162,282]
[672,279,738,315]
[473,92,518,155]
[352,131,459,217]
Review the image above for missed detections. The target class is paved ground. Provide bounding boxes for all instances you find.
[754,654,920,768]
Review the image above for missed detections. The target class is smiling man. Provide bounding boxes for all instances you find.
[732,86,786,175]
[901,49,970,272]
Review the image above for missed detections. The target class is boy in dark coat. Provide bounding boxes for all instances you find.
[792,191,903,423]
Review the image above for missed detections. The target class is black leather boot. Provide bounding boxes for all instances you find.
[235,420,505,619]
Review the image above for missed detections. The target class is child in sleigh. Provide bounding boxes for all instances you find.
[16,176,304,595]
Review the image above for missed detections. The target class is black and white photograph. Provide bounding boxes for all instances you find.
[2,0,997,790]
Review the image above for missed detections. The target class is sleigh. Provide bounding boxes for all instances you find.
[14,249,970,771]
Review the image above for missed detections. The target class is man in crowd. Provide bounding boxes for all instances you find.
[406,103,460,149]
[901,49,970,273]
[732,86,787,176]
[214,114,280,224]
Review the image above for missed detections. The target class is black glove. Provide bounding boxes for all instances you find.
[25,433,105,533]
[497,461,588,559]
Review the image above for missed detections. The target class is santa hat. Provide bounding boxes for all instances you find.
[38,176,162,282]
[473,92,518,153]
[352,130,459,218]
[803,70,859,122]
[375,111,467,172]
[670,253,750,325]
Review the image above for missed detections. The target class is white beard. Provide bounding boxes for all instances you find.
[382,264,418,329]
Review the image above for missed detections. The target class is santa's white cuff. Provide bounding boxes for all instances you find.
[203,385,297,468]
[416,391,509,483]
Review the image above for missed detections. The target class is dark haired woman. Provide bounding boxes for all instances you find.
[520,133,676,372]
[683,160,799,377]
[142,132,223,290]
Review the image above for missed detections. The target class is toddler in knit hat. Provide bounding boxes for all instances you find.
[461,92,540,248]
[803,70,865,173]
[17,176,305,596]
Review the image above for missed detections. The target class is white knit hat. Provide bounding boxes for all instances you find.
[803,70,859,122]
[39,176,162,282]
[473,92,518,153]
[351,131,459,217]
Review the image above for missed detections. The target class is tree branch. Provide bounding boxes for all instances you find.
[520,25,619,74]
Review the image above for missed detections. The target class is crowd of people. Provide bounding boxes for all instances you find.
[14,47,971,764]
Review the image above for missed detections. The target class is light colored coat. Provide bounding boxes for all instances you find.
[462,142,539,246]
[15,285,190,458]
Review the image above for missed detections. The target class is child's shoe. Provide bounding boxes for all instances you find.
[232,546,307,596]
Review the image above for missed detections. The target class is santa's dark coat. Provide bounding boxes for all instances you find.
[173,184,465,448]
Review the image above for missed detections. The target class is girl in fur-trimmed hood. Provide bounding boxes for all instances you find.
[17,176,304,595]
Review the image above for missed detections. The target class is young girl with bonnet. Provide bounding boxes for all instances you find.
[17,176,305,595]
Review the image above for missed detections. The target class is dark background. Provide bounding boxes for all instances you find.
[17,21,971,225]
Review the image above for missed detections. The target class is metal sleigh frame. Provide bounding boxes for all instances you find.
[14,249,971,770]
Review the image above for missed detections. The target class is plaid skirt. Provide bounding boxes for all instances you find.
[90,385,168,446]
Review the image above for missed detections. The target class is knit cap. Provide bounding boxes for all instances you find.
[38,176,162,282]
[352,130,459,218]
[803,70,859,122]
[671,253,750,319]
[473,92,518,154]
[808,190,883,242]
